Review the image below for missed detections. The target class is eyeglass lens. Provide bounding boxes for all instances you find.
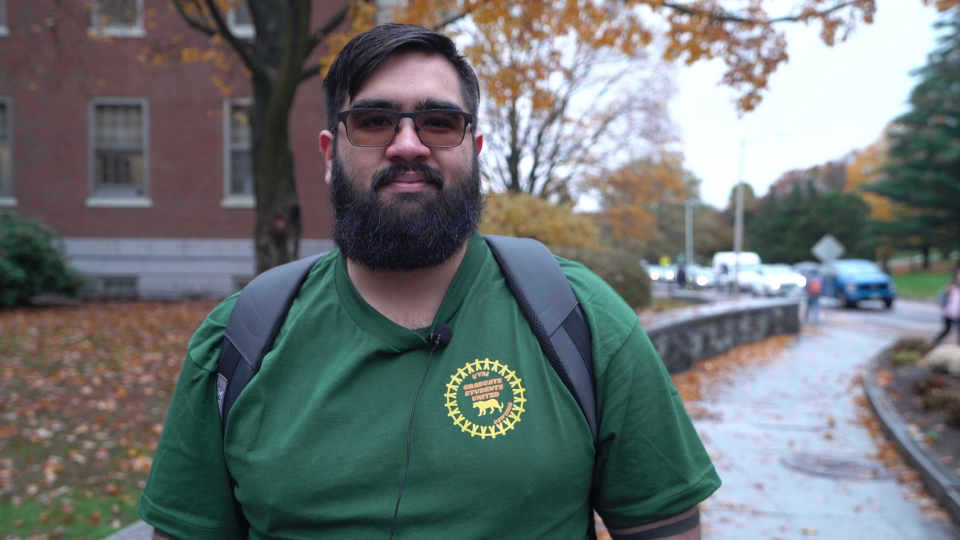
[344,110,468,148]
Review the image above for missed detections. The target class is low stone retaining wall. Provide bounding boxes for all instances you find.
[645,298,802,374]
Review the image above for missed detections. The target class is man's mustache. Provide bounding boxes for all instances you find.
[372,164,445,192]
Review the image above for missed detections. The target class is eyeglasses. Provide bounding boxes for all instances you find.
[337,108,474,148]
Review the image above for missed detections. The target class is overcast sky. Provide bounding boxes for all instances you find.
[671,0,944,210]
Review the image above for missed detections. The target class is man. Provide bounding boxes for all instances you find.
[805,270,823,325]
[139,24,719,540]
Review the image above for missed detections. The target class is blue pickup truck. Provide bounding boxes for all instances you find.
[822,259,896,309]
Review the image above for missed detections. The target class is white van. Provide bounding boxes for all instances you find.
[712,251,762,292]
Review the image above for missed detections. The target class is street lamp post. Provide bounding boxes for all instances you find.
[685,199,694,268]
[734,139,745,300]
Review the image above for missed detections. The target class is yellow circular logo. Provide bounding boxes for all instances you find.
[444,358,526,439]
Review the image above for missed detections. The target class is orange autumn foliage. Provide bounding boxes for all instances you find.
[590,155,689,245]
[396,0,889,113]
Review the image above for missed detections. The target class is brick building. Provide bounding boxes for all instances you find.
[0,0,339,299]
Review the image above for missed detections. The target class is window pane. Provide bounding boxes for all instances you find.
[230,150,254,196]
[0,102,7,145]
[0,102,9,196]
[96,151,144,187]
[94,103,144,191]
[0,0,7,28]
[96,104,142,146]
[99,0,139,26]
[231,4,252,26]
[230,105,251,147]
[0,148,10,196]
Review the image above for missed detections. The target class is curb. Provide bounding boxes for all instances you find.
[101,519,151,540]
[863,352,960,527]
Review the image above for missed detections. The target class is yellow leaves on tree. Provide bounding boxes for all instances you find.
[400,0,885,114]
[319,1,378,79]
[658,0,877,111]
[399,0,662,199]
[845,135,897,223]
[480,192,600,248]
[590,154,688,246]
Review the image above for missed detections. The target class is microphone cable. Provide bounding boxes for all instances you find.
[388,324,453,540]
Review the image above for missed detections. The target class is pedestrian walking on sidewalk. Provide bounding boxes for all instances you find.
[804,271,823,325]
[933,269,960,345]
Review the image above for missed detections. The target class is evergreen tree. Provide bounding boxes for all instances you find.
[868,11,960,257]
[748,181,869,263]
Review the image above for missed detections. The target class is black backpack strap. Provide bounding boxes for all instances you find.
[216,253,327,434]
[483,235,597,446]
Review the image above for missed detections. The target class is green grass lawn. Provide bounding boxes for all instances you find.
[892,272,953,300]
[0,301,217,540]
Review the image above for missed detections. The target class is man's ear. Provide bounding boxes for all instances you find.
[319,130,335,184]
[474,131,483,155]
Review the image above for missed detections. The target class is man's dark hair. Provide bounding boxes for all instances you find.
[322,23,480,132]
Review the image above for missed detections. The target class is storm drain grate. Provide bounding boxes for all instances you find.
[780,453,896,480]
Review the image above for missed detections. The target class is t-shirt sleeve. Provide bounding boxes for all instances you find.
[138,296,248,540]
[560,260,721,528]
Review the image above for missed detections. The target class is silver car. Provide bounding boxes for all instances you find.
[751,264,807,297]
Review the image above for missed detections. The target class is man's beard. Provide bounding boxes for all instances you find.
[329,156,483,272]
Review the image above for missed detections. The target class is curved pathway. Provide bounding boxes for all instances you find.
[694,299,960,539]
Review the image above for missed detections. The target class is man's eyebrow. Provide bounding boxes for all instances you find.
[348,98,465,112]
[416,99,464,112]
[350,98,401,110]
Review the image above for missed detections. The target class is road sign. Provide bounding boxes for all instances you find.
[812,234,845,263]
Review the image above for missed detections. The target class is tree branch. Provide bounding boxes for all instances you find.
[200,0,261,76]
[659,0,864,25]
[304,3,352,57]
[431,5,478,31]
[171,0,217,36]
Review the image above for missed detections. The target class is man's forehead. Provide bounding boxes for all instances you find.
[346,51,465,110]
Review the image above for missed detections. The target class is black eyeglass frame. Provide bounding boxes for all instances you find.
[336,108,476,148]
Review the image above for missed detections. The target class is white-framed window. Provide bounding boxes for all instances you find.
[87,100,151,207]
[222,99,254,208]
[89,0,145,38]
[227,3,254,39]
[0,0,10,37]
[0,99,14,206]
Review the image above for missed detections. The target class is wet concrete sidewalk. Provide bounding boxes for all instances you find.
[695,308,960,539]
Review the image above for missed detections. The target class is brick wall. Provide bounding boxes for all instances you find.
[0,0,338,240]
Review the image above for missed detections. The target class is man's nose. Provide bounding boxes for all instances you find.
[385,118,431,161]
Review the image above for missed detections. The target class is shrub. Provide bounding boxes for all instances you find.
[892,337,933,357]
[946,401,960,429]
[893,349,923,366]
[551,246,651,309]
[921,388,960,412]
[0,211,83,307]
[914,374,949,396]
[924,344,960,375]
[480,193,600,249]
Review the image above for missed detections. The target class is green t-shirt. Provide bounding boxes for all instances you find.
[139,234,720,539]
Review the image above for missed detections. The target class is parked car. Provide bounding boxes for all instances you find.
[685,264,716,289]
[822,259,896,309]
[712,251,761,292]
[647,264,676,283]
[750,264,806,297]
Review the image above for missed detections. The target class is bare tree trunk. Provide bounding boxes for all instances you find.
[250,89,301,274]
[249,0,311,274]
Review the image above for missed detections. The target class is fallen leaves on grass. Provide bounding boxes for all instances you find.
[854,394,953,523]
[0,300,217,534]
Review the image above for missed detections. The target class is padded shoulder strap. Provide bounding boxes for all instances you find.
[483,235,597,445]
[217,253,327,433]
